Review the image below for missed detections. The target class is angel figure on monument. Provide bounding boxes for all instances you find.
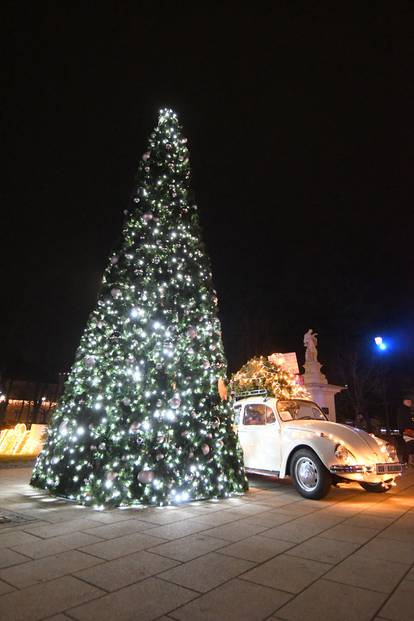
[304,329,318,362]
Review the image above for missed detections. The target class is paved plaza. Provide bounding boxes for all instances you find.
[0,466,413,621]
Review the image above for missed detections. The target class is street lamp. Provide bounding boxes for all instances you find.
[374,336,387,351]
[373,336,390,432]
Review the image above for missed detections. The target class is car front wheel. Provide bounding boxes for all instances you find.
[291,449,332,499]
[359,481,392,493]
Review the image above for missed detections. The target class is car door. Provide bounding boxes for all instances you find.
[238,403,281,473]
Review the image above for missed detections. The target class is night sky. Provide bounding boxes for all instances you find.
[2,3,414,390]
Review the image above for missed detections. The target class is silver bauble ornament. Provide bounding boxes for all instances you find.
[58,421,68,436]
[169,394,181,409]
[84,355,96,369]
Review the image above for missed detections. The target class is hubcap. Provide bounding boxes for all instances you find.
[295,457,318,491]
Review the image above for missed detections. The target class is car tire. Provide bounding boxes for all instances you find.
[291,448,331,499]
[359,481,392,493]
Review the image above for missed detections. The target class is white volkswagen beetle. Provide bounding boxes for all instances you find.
[234,391,403,499]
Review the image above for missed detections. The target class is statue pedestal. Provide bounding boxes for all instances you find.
[302,360,344,422]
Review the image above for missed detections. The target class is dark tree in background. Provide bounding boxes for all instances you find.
[31,109,247,507]
[334,343,382,427]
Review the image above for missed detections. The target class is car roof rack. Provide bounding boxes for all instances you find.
[234,389,268,399]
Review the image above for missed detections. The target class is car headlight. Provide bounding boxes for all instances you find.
[334,443,357,465]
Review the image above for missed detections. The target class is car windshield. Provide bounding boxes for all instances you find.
[277,399,327,422]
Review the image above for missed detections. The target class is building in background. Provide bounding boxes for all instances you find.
[0,375,65,428]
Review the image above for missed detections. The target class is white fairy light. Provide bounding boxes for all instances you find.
[31,107,247,509]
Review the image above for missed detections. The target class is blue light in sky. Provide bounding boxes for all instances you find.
[374,336,387,351]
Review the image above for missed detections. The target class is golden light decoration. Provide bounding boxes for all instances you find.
[0,423,47,457]
[231,355,310,400]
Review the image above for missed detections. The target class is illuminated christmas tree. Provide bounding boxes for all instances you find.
[31,109,247,507]
[231,355,310,400]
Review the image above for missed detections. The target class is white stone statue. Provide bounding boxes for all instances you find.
[304,329,318,362]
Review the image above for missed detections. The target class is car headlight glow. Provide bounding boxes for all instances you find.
[334,443,357,465]
[385,442,397,462]
[370,434,398,462]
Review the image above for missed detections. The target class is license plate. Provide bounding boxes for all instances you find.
[376,463,402,474]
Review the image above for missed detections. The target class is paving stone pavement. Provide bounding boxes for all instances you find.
[0,467,413,621]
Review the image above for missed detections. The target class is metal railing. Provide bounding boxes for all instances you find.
[234,389,268,400]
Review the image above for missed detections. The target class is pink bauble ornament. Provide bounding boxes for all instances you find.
[143,212,153,222]
[110,256,118,265]
[142,152,150,161]
[201,443,210,456]
[187,326,197,339]
[138,470,154,484]
[129,421,140,433]
[111,288,121,299]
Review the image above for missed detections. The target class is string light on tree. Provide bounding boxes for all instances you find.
[31,108,247,507]
[231,355,310,400]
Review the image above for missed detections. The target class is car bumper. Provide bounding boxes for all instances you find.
[330,462,403,475]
